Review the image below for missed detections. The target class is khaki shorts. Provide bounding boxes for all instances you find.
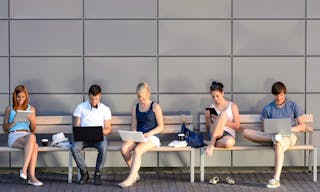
[279,134,297,151]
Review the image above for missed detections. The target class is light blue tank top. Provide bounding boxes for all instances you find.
[8,105,31,132]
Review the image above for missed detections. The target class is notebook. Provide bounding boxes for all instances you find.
[73,126,103,142]
[118,130,147,142]
[263,118,291,135]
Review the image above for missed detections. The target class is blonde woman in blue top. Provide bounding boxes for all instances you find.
[118,82,164,188]
[3,85,43,186]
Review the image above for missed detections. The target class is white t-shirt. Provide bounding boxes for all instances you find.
[73,100,112,127]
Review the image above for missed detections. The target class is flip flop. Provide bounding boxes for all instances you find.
[209,176,219,185]
[225,176,235,185]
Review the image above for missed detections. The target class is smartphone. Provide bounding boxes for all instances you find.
[205,107,218,116]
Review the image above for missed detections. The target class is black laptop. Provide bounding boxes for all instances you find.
[73,126,104,142]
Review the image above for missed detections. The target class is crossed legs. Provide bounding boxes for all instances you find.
[206,111,235,156]
[119,141,155,187]
[13,133,41,183]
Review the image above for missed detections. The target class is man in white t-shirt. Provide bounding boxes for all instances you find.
[70,84,112,185]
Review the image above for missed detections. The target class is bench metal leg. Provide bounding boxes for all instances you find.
[200,147,205,182]
[313,148,317,182]
[308,150,312,172]
[190,148,194,183]
[68,150,73,183]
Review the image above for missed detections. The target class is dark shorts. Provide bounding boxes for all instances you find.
[216,131,233,142]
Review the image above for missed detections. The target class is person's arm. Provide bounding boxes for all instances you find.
[291,115,308,132]
[131,105,137,131]
[73,116,81,127]
[103,119,112,136]
[225,103,240,130]
[3,106,15,132]
[28,106,37,132]
[144,103,164,137]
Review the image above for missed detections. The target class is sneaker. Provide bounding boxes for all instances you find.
[78,171,89,185]
[94,171,102,185]
[272,134,282,144]
[266,178,280,188]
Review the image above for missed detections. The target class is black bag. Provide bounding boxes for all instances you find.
[180,123,206,148]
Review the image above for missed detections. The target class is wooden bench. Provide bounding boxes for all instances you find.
[198,114,317,182]
[1,114,195,183]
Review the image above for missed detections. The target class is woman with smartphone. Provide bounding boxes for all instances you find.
[205,81,240,156]
[205,81,240,185]
[3,85,43,186]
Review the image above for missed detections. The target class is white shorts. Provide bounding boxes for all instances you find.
[146,135,161,147]
[8,132,30,147]
[280,134,297,152]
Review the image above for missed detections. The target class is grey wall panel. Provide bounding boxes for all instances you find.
[308,0,320,18]
[306,94,320,129]
[102,94,137,115]
[307,58,320,92]
[159,20,230,55]
[202,151,231,167]
[0,21,8,56]
[311,131,320,165]
[0,57,9,92]
[0,0,8,19]
[10,58,83,93]
[159,57,231,93]
[0,94,9,115]
[159,0,230,18]
[10,0,82,19]
[85,57,157,93]
[234,21,305,55]
[233,150,304,166]
[11,21,82,56]
[37,152,70,167]
[234,0,304,18]
[234,94,272,114]
[0,151,9,166]
[158,152,190,167]
[85,20,157,56]
[233,57,305,92]
[235,94,306,114]
[29,94,82,115]
[307,21,320,55]
[85,0,156,18]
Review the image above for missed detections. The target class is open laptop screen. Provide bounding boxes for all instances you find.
[73,126,103,142]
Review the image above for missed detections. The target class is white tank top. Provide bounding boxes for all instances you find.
[210,102,235,138]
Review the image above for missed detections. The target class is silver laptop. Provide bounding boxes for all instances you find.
[118,130,147,142]
[263,118,291,135]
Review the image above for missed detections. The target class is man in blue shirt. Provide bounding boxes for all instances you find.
[243,81,311,188]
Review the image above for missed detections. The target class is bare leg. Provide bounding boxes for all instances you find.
[28,143,41,183]
[119,142,155,187]
[242,129,272,143]
[120,141,137,167]
[215,136,235,148]
[12,134,36,177]
[206,111,227,156]
[273,142,284,180]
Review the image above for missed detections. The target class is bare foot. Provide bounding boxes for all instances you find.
[205,144,214,156]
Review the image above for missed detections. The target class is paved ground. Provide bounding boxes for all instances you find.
[0,168,318,192]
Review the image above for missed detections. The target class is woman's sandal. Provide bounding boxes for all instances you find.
[209,176,219,184]
[225,176,235,185]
